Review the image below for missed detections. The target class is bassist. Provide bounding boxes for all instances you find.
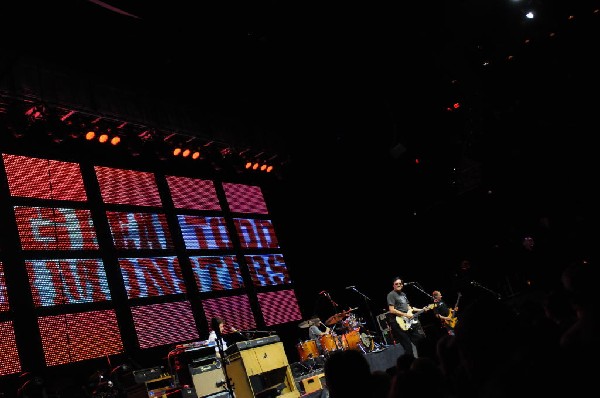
[386,277,428,357]
[432,290,460,336]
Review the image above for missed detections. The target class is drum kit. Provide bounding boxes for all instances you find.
[296,308,375,362]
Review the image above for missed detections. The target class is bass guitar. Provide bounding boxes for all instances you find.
[442,292,461,329]
[395,304,437,331]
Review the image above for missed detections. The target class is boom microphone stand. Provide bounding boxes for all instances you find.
[212,323,234,398]
[346,286,385,351]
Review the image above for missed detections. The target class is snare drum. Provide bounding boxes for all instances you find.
[319,333,339,354]
[296,339,319,361]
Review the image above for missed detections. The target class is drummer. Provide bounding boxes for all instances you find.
[307,317,330,352]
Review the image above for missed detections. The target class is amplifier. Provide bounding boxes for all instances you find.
[300,373,325,394]
[190,362,227,398]
[133,366,163,383]
[224,335,280,357]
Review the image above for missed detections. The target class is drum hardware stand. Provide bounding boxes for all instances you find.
[346,286,386,350]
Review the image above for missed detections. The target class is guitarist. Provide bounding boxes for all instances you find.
[386,277,428,357]
[432,290,459,336]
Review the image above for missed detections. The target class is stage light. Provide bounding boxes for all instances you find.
[98,133,109,143]
[173,147,182,156]
[182,148,191,157]
[245,161,252,169]
[110,136,121,145]
[192,150,200,160]
[260,164,267,171]
[85,131,96,140]
[266,165,273,173]
[252,162,259,170]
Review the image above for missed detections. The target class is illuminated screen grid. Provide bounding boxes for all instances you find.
[14,206,99,250]
[234,218,280,249]
[119,256,186,299]
[222,183,268,214]
[178,215,232,249]
[1,153,298,369]
[202,295,256,333]
[131,301,199,349]
[166,176,221,210]
[0,321,21,376]
[0,262,9,312]
[38,310,123,366]
[245,254,291,287]
[26,259,111,307]
[107,211,174,250]
[257,290,303,327]
[3,154,87,201]
[95,166,162,206]
[190,255,244,292]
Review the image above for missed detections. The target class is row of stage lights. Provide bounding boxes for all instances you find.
[2,100,283,176]
[171,145,275,173]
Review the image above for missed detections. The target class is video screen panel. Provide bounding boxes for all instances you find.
[245,254,291,287]
[233,218,280,249]
[0,151,294,374]
[0,262,8,312]
[178,215,232,249]
[25,259,111,307]
[14,206,99,250]
[107,211,174,250]
[202,295,256,333]
[95,166,162,206]
[38,310,123,366]
[257,290,303,327]
[166,176,221,210]
[0,321,21,376]
[119,257,186,299]
[222,183,268,214]
[131,301,199,349]
[3,154,87,201]
[189,255,244,292]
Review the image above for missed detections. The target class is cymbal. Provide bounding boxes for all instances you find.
[325,307,359,326]
[298,317,320,328]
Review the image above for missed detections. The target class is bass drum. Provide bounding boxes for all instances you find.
[296,340,319,361]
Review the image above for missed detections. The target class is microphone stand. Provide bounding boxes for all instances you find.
[214,331,234,398]
[348,287,384,351]
[406,283,434,301]
[471,281,502,300]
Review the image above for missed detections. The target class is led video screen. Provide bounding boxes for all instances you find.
[0,154,299,377]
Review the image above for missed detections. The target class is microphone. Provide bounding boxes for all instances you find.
[404,282,415,285]
[345,286,355,289]
[230,327,247,339]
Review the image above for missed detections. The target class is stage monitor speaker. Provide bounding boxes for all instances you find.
[377,313,391,332]
[226,341,299,398]
[381,329,395,345]
[190,362,227,398]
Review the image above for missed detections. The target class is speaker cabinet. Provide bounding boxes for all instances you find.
[300,373,325,394]
[190,362,227,398]
[226,342,300,398]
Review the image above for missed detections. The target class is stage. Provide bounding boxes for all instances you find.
[291,344,405,396]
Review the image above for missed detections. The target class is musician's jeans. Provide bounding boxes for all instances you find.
[389,321,426,357]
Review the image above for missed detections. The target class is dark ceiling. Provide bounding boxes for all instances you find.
[2,1,597,286]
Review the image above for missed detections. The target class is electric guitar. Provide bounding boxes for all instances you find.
[395,304,437,331]
[443,292,461,329]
